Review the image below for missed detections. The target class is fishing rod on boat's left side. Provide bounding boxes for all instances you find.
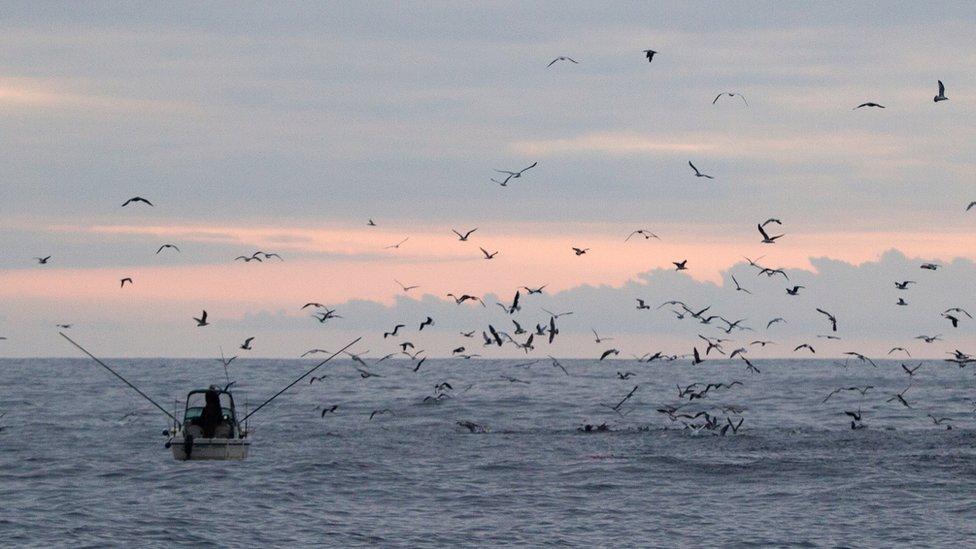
[60,332,181,425]
[240,336,361,423]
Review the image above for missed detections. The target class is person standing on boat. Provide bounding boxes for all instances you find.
[195,387,223,438]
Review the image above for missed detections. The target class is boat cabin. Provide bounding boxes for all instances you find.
[181,387,243,440]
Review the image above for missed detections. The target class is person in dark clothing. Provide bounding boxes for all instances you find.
[196,388,223,438]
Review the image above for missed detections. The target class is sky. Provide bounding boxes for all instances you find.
[0,2,973,359]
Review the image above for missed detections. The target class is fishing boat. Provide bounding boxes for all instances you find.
[165,388,250,461]
[60,331,361,462]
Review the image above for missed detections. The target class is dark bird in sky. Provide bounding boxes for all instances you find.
[854,102,885,109]
[786,285,805,296]
[453,228,477,241]
[419,316,434,331]
[712,92,748,106]
[920,263,940,270]
[794,344,815,354]
[156,244,180,254]
[193,310,209,327]
[915,334,942,343]
[758,223,784,244]
[816,308,838,332]
[896,298,908,306]
[934,80,948,102]
[731,274,751,294]
[572,247,589,256]
[636,299,650,310]
[394,279,419,292]
[767,317,787,329]
[369,409,394,420]
[367,219,376,226]
[121,197,153,207]
[600,349,620,361]
[479,247,498,259]
[901,362,923,377]
[673,260,688,271]
[688,161,714,179]
[548,316,559,344]
[521,285,547,294]
[967,201,976,211]
[547,56,578,67]
[692,347,704,364]
[383,324,405,338]
[625,229,660,241]
[888,347,911,357]
[894,280,915,289]
[120,277,132,288]
[492,162,537,186]
[592,329,613,344]
[301,302,325,310]
[643,49,657,62]
[385,237,409,249]
[235,255,262,262]
[886,385,912,408]
[240,337,254,350]
[35,256,51,264]
[320,405,338,417]
[447,293,485,307]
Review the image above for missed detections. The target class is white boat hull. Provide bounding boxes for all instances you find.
[169,436,250,461]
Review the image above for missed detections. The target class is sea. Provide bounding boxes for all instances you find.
[1,357,974,547]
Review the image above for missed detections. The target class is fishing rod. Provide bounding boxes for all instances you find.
[60,332,180,425]
[240,336,361,423]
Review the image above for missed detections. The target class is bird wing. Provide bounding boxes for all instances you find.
[712,93,723,104]
[938,80,944,95]
[757,224,770,240]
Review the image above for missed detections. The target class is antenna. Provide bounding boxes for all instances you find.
[60,332,180,425]
[240,337,361,423]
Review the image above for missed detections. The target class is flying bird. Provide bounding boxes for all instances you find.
[34,256,51,264]
[854,102,885,109]
[120,277,133,288]
[625,229,660,241]
[712,92,748,106]
[572,247,589,256]
[394,279,419,292]
[479,247,498,259]
[934,80,948,102]
[240,337,254,350]
[816,308,838,332]
[758,223,784,244]
[452,228,477,241]
[156,244,180,254]
[688,161,714,179]
[673,260,688,271]
[193,310,209,327]
[385,237,410,249]
[643,49,657,62]
[121,197,153,207]
[547,56,578,67]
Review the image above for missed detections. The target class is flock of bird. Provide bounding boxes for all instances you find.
[13,49,975,437]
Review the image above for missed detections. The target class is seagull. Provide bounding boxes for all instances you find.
[757,223,783,244]
[915,334,942,343]
[240,337,254,350]
[888,347,911,357]
[896,298,908,306]
[636,299,650,310]
[547,56,578,67]
[394,279,419,292]
[794,344,815,354]
[320,405,338,417]
[121,197,153,207]
[452,228,477,241]
[447,293,485,306]
[367,219,376,226]
[193,310,209,327]
[934,80,948,102]
[479,247,498,259]
[767,317,787,329]
[493,162,537,182]
[786,285,805,296]
[886,385,912,408]
[600,349,620,361]
[854,102,885,109]
[712,92,748,106]
[572,247,589,256]
[967,201,976,211]
[419,317,434,331]
[673,260,688,271]
[920,263,940,270]
[383,324,405,338]
[120,277,133,288]
[521,285,547,294]
[155,244,180,254]
[843,352,877,367]
[625,229,660,241]
[816,308,838,332]
[643,49,657,62]
[235,255,262,262]
[821,385,874,403]
[385,237,409,249]
[56,324,73,329]
[592,329,614,344]
[901,362,923,377]
[894,280,916,289]
[617,372,635,380]
[731,274,751,294]
[688,161,714,179]
[34,256,51,264]
[944,307,972,319]
[369,409,394,420]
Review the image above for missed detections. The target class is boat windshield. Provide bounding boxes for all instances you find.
[183,392,236,423]
[184,406,234,422]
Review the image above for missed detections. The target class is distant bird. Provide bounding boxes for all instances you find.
[120,277,132,288]
[383,324,405,338]
[886,385,912,408]
[155,244,180,254]
[367,219,376,226]
[673,260,688,271]
[731,274,751,294]
[643,49,657,62]
[547,56,578,67]
[121,197,153,207]
[901,362,923,377]
[453,228,477,241]
[821,385,873,403]
[301,302,325,310]
[920,263,940,270]
[625,229,660,241]
[766,317,787,329]
[235,255,262,262]
[521,285,547,294]
[572,247,589,256]
[816,308,838,332]
[934,80,948,102]
[394,279,419,292]
[447,293,485,306]
[617,371,635,380]
[240,337,254,350]
[758,223,783,244]
[854,102,885,109]
[967,201,976,211]
[56,324,72,329]
[794,344,815,354]
[369,409,394,420]
[692,347,704,364]
[888,347,911,357]
[944,307,972,319]
[492,162,537,186]
[636,299,650,310]
[688,161,714,179]
[896,298,908,306]
[34,256,51,264]
[479,247,498,259]
[193,310,209,327]
[915,334,942,343]
[928,414,953,426]
[843,352,877,367]
[894,280,916,290]
[320,405,338,417]
[786,285,804,296]
[385,237,409,249]
[600,349,620,361]
[592,329,614,344]
[712,92,748,106]
[419,317,434,331]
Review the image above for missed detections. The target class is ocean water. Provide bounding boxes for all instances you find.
[1,357,974,547]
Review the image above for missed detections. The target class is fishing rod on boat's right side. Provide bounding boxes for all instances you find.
[60,332,181,425]
[239,336,362,423]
